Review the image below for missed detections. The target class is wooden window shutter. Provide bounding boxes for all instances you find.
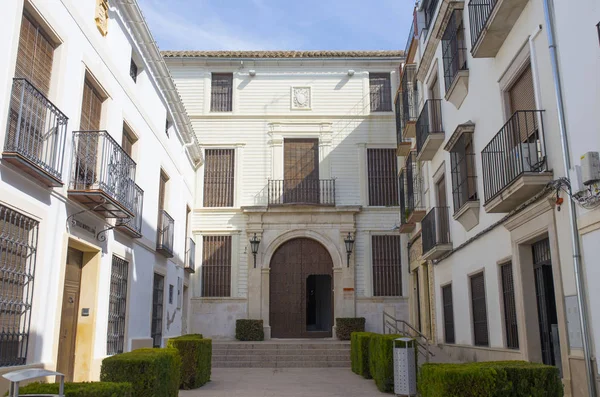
[284,139,319,204]
[211,73,233,112]
[442,284,455,344]
[367,149,398,206]
[470,272,489,346]
[369,73,392,112]
[203,149,235,207]
[508,65,537,141]
[80,80,102,131]
[15,14,54,96]
[121,128,135,158]
[201,236,232,297]
[158,171,168,211]
[371,235,402,296]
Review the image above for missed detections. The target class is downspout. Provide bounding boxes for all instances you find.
[542,1,597,396]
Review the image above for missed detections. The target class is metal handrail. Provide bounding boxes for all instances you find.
[382,312,434,362]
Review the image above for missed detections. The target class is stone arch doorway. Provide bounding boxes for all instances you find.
[269,238,334,338]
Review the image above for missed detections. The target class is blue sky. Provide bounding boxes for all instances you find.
[137,0,415,51]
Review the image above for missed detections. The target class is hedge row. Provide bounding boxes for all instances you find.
[236,319,264,341]
[418,361,564,397]
[335,317,365,340]
[167,334,212,389]
[9,382,132,397]
[350,332,375,378]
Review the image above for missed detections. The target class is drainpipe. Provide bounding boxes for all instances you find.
[542,0,597,396]
[528,25,546,158]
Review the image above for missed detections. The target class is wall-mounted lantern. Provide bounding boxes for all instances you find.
[344,232,355,268]
[250,233,261,268]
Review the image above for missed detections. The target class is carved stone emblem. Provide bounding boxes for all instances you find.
[292,87,311,110]
[96,0,109,36]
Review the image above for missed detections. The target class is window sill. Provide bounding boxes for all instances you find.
[444,69,469,109]
[453,200,480,231]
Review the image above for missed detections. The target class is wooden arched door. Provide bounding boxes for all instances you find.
[269,238,333,338]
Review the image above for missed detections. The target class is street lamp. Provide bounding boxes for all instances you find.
[249,233,261,268]
[344,232,355,268]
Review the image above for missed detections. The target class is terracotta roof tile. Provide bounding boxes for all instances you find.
[161,50,404,59]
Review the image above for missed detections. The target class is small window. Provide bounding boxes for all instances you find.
[165,119,170,137]
[369,73,392,112]
[442,284,455,344]
[121,125,137,159]
[202,236,232,297]
[470,272,489,347]
[449,131,477,212]
[168,284,174,305]
[501,262,519,349]
[151,273,164,348]
[371,235,402,297]
[107,256,128,355]
[211,73,233,112]
[203,149,235,207]
[130,59,138,83]
[367,149,398,206]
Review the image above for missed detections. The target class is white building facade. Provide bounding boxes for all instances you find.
[0,0,201,390]
[165,51,410,339]
[396,0,599,396]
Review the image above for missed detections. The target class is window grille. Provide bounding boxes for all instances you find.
[129,59,138,82]
[442,284,455,344]
[210,73,233,112]
[203,149,235,207]
[201,236,232,297]
[367,149,398,206]
[371,235,402,296]
[0,204,39,367]
[151,273,164,348]
[450,132,477,213]
[470,272,489,346]
[501,262,519,349]
[369,73,392,112]
[107,256,128,355]
[442,10,468,93]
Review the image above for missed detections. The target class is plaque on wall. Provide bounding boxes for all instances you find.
[291,87,311,110]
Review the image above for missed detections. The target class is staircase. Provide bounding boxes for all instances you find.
[212,340,351,368]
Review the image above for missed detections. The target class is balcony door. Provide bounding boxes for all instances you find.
[283,139,319,204]
[73,81,102,189]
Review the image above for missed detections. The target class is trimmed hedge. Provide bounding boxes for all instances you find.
[418,361,564,397]
[235,319,264,341]
[9,382,132,397]
[167,334,212,389]
[369,333,403,393]
[350,332,375,378]
[335,318,366,340]
[100,348,181,397]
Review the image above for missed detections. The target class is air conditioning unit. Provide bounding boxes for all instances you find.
[510,143,539,172]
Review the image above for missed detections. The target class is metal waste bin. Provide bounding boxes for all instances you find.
[3,368,65,397]
[393,337,417,397]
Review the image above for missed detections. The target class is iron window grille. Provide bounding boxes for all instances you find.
[267,179,335,206]
[129,59,138,83]
[210,73,233,112]
[501,262,519,349]
[399,169,410,225]
[425,0,440,30]
[450,132,478,213]
[470,272,489,347]
[371,235,402,297]
[201,236,232,297]
[401,64,419,131]
[168,285,174,305]
[395,91,404,143]
[203,149,235,207]
[422,206,451,254]
[151,273,164,348]
[442,9,468,93]
[369,73,392,112]
[0,204,39,367]
[107,256,128,355]
[157,210,175,257]
[185,237,196,273]
[405,151,425,216]
[4,78,69,185]
[416,99,444,156]
[116,184,144,237]
[367,149,398,206]
[442,284,455,344]
[469,0,498,49]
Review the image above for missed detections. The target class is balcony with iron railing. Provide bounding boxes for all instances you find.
[185,237,196,273]
[399,169,415,233]
[68,131,136,218]
[395,92,411,157]
[157,209,174,258]
[267,179,335,206]
[3,78,68,187]
[416,99,444,161]
[481,110,552,213]
[422,206,452,260]
[400,64,419,140]
[469,0,529,58]
[424,0,441,31]
[404,17,419,62]
[405,151,426,223]
[116,184,143,238]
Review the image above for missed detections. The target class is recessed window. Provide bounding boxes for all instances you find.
[442,284,455,344]
[442,10,467,92]
[203,149,235,207]
[211,73,233,112]
[369,73,392,112]
[151,273,164,348]
[449,131,477,212]
[168,284,174,305]
[165,119,170,137]
[107,256,128,355]
[130,59,138,83]
[500,262,519,349]
[470,272,489,347]
[201,236,232,297]
[371,235,402,296]
[367,149,398,206]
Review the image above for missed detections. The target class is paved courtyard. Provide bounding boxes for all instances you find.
[179,368,386,397]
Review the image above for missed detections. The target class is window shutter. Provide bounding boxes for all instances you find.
[201,236,232,297]
[203,149,235,207]
[369,73,392,112]
[80,80,102,131]
[470,272,489,346]
[372,235,402,296]
[15,14,54,96]
[501,262,519,349]
[509,65,537,142]
[211,73,233,112]
[158,171,168,211]
[442,284,455,344]
[367,149,398,206]
[284,139,319,204]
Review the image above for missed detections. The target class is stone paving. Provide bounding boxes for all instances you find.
[179,367,387,397]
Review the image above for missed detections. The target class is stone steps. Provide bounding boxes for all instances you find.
[212,341,351,368]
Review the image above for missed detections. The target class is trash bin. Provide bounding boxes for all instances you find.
[3,368,65,397]
[393,337,417,397]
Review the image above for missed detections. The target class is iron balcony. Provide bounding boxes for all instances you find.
[185,237,196,273]
[157,209,175,258]
[116,184,144,238]
[3,78,68,187]
[416,99,444,161]
[267,179,336,206]
[421,206,452,260]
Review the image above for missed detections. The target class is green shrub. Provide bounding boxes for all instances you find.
[100,348,181,397]
[368,334,402,392]
[350,332,375,378]
[335,318,366,340]
[167,335,212,389]
[418,361,564,397]
[10,382,132,397]
[235,319,264,341]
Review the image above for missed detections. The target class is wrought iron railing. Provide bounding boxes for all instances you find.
[268,179,335,206]
[4,78,68,182]
[116,184,143,236]
[481,110,546,203]
[442,10,468,92]
[416,99,444,155]
[185,237,196,273]
[70,131,136,214]
[404,18,417,56]
[157,209,175,257]
[395,91,403,143]
[469,0,498,49]
[401,64,419,130]
[405,151,424,215]
[422,206,451,254]
[450,133,478,213]
[425,0,440,30]
[399,169,410,225]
